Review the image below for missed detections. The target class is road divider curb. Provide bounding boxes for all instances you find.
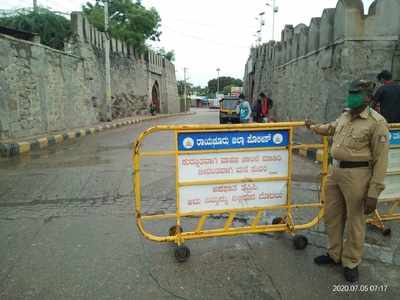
[0,112,194,158]
[295,148,324,163]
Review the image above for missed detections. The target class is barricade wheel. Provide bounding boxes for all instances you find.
[272,217,284,225]
[293,235,308,250]
[169,225,183,236]
[382,228,391,237]
[175,245,190,263]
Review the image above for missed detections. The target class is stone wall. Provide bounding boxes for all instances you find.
[70,12,178,120]
[0,12,179,140]
[243,0,400,141]
[0,33,96,140]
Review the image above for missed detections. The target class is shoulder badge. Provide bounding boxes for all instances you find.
[369,108,386,123]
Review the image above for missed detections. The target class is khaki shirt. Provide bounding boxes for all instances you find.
[310,107,389,198]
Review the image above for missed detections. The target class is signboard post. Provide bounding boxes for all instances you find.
[176,129,291,214]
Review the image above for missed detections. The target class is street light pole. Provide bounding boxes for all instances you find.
[258,12,265,43]
[104,0,112,121]
[272,0,276,41]
[266,0,278,40]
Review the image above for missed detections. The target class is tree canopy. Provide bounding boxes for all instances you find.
[83,0,161,54]
[154,47,175,62]
[208,77,243,94]
[0,8,72,50]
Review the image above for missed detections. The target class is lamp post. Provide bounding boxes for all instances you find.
[258,12,265,43]
[266,0,279,41]
[216,68,220,95]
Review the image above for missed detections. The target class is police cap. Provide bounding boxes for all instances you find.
[349,79,376,94]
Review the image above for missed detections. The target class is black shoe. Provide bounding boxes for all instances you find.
[344,267,359,283]
[314,253,340,265]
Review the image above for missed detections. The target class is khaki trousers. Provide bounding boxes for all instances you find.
[324,167,371,268]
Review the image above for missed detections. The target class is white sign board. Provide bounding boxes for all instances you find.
[179,181,287,213]
[177,129,291,214]
[178,150,288,182]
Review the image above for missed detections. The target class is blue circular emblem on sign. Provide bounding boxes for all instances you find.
[183,137,194,149]
[273,133,283,145]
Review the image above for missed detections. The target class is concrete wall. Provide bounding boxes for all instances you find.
[0,12,179,140]
[243,0,400,141]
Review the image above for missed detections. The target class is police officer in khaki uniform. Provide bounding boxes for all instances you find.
[305,80,389,282]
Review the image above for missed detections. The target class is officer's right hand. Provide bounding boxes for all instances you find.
[364,197,378,215]
[305,119,314,129]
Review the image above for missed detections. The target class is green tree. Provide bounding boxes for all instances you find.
[208,77,243,94]
[223,84,236,95]
[192,86,208,96]
[0,8,72,50]
[83,0,161,53]
[155,47,175,62]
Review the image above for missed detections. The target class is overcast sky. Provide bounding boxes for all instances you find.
[1,0,375,86]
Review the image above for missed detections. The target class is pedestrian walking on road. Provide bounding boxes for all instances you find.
[373,70,400,123]
[236,94,252,123]
[305,79,390,283]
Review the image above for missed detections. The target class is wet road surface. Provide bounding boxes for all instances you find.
[0,108,399,300]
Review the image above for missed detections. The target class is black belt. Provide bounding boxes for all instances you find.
[339,161,370,168]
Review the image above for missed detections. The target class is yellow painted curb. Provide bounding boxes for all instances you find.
[18,142,31,153]
[67,132,76,139]
[37,137,48,148]
[299,149,307,157]
[80,129,86,137]
[54,134,64,144]
[316,149,323,162]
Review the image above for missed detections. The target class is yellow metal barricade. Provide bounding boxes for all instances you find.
[132,122,329,261]
[368,123,400,235]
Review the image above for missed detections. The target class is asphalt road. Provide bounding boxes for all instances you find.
[0,108,399,300]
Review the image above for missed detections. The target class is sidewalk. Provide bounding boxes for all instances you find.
[0,112,193,157]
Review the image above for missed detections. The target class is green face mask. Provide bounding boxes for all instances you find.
[346,94,365,109]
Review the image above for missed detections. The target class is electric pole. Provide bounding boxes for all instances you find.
[33,0,38,11]
[104,0,112,121]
